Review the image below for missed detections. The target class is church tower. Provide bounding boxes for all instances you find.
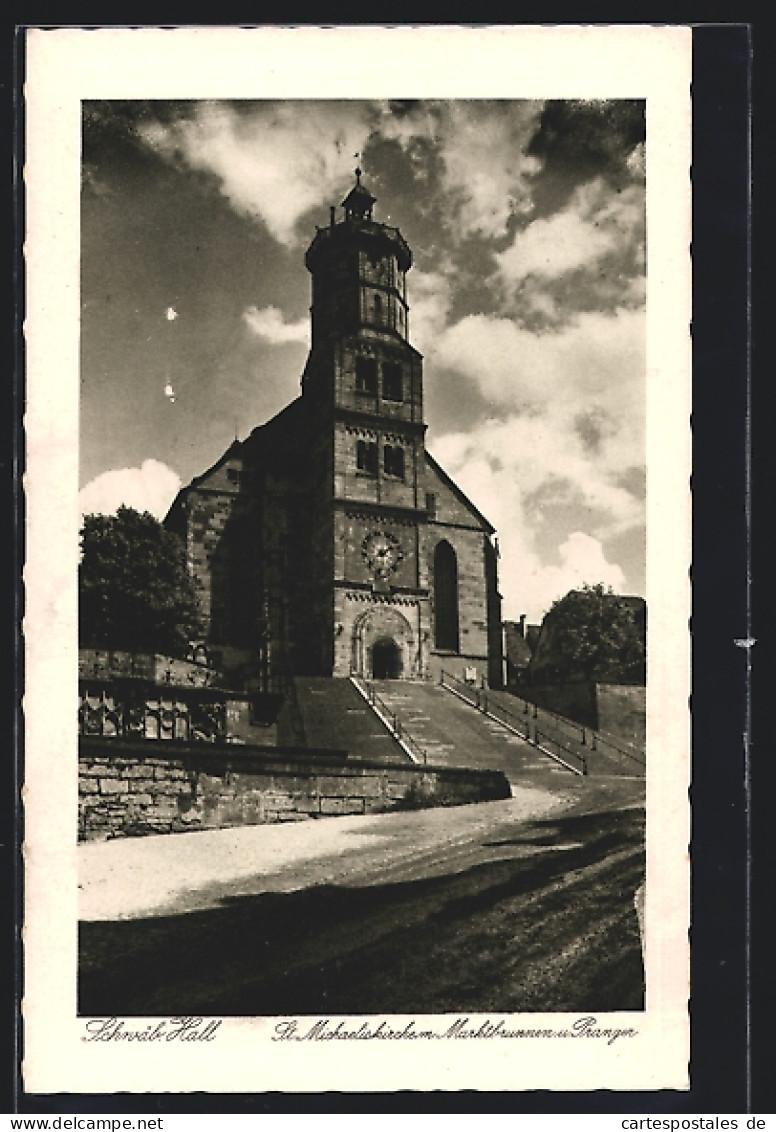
[302,170,430,680]
[166,170,502,691]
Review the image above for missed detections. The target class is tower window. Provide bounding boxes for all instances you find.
[425,492,437,518]
[383,444,405,480]
[382,362,403,402]
[355,356,378,394]
[356,439,378,476]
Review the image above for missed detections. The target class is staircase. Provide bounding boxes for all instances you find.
[280,676,409,763]
[278,674,645,784]
[370,676,646,783]
[368,679,572,789]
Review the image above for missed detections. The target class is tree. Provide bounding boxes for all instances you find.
[79,506,202,656]
[532,583,646,684]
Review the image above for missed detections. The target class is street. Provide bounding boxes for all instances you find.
[79,773,645,1016]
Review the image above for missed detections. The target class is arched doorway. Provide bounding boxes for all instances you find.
[371,636,403,680]
[351,606,416,680]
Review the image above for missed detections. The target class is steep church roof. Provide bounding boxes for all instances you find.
[425,451,496,535]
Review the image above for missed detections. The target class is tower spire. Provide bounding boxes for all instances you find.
[341,168,376,222]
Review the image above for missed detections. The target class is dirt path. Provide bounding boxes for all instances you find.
[79,776,645,1016]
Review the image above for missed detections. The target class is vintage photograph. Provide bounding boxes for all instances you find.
[76,96,648,1018]
[24,27,691,1095]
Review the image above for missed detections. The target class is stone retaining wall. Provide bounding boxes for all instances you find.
[79,737,511,841]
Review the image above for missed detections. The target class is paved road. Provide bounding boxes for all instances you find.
[79,774,645,1016]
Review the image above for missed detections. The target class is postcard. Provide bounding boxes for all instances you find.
[23,24,691,1095]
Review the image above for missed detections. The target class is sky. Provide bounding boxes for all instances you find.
[79,98,646,623]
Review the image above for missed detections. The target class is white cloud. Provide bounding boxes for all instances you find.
[428,304,646,619]
[532,531,626,609]
[139,102,373,245]
[379,100,544,240]
[406,269,452,355]
[498,207,614,284]
[138,100,547,246]
[435,102,543,239]
[432,420,638,621]
[79,460,182,521]
[496,177,644,290]
[243,305,309,345]
[432,307,645,435]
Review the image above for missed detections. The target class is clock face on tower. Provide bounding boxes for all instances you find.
[361,530,404,579]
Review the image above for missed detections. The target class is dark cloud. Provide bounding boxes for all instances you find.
[526,99,646,216]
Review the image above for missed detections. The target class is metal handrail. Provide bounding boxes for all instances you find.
[495,686,644,764]
[438,669,643,772]
[534,729,587,776]
[476,696,531,742]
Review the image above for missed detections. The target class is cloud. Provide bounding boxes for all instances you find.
[431,429,631,621]
[79,460,182,521]
[495,177,645,292]
[406,269,452,355]
[498,528,626,624]
[139,102,374,245]
[431,307,645,433]
[534,531,626,604]
[136,100,548,247]
[243,305,309,345]
[378,100,545,240]
[428,305,646,619]
[435,102,544,239]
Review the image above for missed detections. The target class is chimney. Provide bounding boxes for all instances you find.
[519,614,526,638]
[330,205,336,227]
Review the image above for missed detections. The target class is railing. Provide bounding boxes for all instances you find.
[534,729,587,776]
[475,693,532,743]
[491,684,645,767]
[439,670,645,776]
[351,677,428,764]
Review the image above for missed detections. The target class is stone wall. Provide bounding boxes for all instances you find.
[79,648,218,687]
[515,681,646,751]
[596,684,646,749]
[79,736,511,841]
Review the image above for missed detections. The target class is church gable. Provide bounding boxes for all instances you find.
[424,452,495,533]
[188,442,244,495]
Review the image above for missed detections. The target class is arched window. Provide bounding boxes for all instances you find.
[433,540,459,652]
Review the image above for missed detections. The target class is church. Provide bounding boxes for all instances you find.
[165,172,503,694]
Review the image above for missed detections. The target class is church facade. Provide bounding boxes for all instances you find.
[165,174,502,692]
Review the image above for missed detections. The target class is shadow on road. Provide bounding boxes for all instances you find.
[79,806,645,1017]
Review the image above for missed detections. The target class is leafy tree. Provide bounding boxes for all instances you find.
[532,583,646,684]
[79,505,202,656]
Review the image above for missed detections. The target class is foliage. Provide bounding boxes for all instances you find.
[79,505,202,656]
[533,583,646,684]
